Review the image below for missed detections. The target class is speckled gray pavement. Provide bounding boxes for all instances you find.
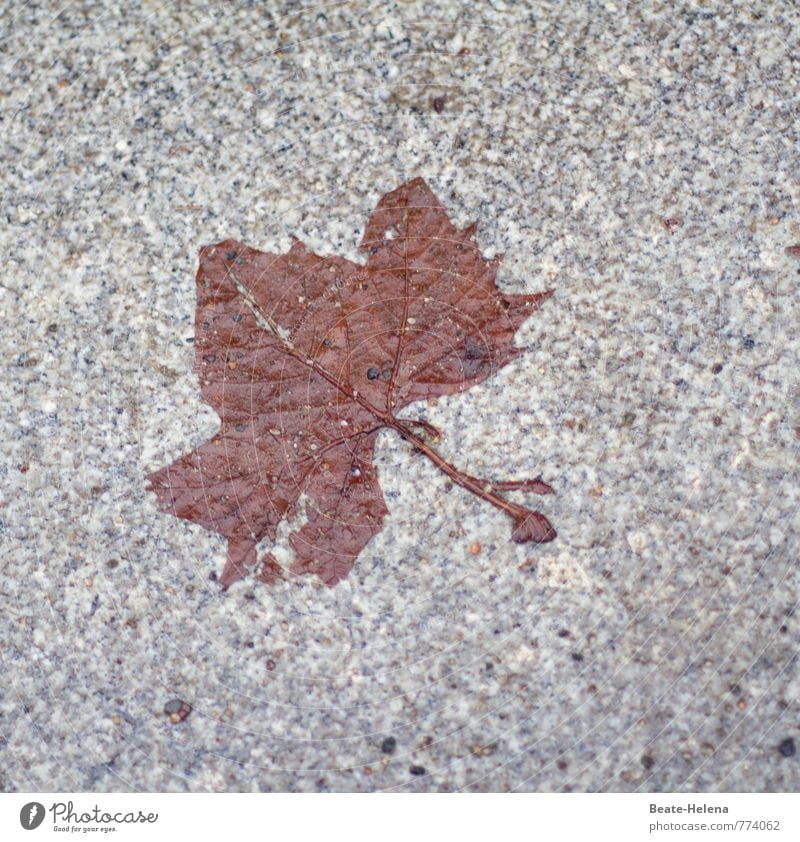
[2,1,799,792]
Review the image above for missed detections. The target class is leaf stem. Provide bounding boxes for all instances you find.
[405,417,442,439]
[393,420,532,521]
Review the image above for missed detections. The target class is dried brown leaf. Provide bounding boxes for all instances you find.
[146,178,556,588]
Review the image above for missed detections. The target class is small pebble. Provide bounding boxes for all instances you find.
[778,737,795,757]
[163,698,192,723]
[381,736,397,754]
[469,541,481,555]
[409,765,426,776]
[469,743,497,757]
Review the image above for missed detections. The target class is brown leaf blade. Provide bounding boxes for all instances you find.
[146,178,557,587]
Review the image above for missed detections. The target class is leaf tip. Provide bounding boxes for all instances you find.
[405,175,429,189]
[219,538,259,589]
[257,553,283,585]
[511,511,557,544]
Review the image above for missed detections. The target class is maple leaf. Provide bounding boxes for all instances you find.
[146,178,556,588]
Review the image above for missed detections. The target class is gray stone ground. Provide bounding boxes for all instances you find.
[2,0,798,792]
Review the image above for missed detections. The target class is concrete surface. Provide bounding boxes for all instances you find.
[1,0,798,791]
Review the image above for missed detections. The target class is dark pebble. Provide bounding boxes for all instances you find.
[367,367,380,380]
[778,737,795,758]
[432,95,446,113]
[409,765,426,776]
[710,362,724,374]
[381,736,397,754]
[741,336,755,350]
[641,754,655,770]
[163,698,192,722]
